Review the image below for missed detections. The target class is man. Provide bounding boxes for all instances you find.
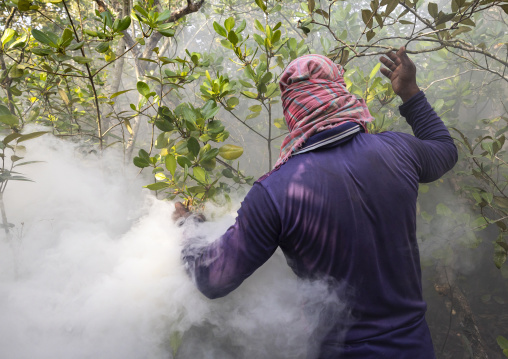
[176,47,457,358]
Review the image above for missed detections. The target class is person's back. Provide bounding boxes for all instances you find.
[260,125,449,357]
[178,48,457,358]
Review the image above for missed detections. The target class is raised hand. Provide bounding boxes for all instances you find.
[380,46,420,103]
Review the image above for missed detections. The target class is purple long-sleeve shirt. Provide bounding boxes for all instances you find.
[183,91,457,358]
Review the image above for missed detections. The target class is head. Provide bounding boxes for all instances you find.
[268,54,372,173]
[279,54,346,95]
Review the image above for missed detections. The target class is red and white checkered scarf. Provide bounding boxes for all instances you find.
[274,54,374,170]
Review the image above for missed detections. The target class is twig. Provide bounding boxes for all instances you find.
[62,0,103,150]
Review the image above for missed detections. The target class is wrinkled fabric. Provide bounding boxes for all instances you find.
[183,91,458,358]
[275,54,374,170]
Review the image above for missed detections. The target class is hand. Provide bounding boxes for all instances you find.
[380,46,420,103]
[172,202,206,223]
[172,202,191,222]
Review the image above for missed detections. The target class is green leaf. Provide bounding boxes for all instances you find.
[307,0,315,13]
[272,30,281,44]
[133,157,150,168]
[451,26,471,37]
[481,192,493,204]
[117,16,131,32]
[436,203,452,216]
[165,155,177,178]
[3,133,21,144]
[428,2,438,18]
[13,160,43,167]
[472,216,489,229]
[254,20,265,34]
[137,81,150,97]
[315,9,329,19]
[0,105,11,116]
[369,63,381,79]
[495,243,508,269]
[67,41,84,51]
[226,97,239,108]
[224,17,235,32]
[255,0,267,12]
[155,133,168,149]
[241,91,258,99]
[385,0,398,16]
[213,22,227,37]
[9,65,24,78]
[17,0,31,11]
[227,31,238,45]
[17,131,48,143]
[236,19,246,34]
[187,137,200,157]
[145,182,171,191]
[193,167,206,184]
[246,112,260,120]
[249,105,262,112]
[361,9,373,28]
[177,155,192,168]
[31,29,54,46]
[219,144,243,160]
[95,42,110,53]
[158,27,175,37]
[155,118,174,132]
[156,9,172,23]
[59,28,74,48]
[436,13,456,26]
[138,149,150,162]
[72,56,93,64]
[31,47,53,56]
[260,71,273,84]
[1,29,15,47]
[0,114,19,126]
[366,30,376,42]
[170,331,182,358]
[110,89,133,99]
[252,33,265,47]
[200,148,219,162]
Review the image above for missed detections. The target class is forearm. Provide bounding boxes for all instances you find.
[399,91,454,143]
[180,183,281,299]
[398,91,458,182]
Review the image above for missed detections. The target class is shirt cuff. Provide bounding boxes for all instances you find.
[399,90,425,118]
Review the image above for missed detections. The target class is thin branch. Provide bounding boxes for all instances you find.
[62,0,103,149]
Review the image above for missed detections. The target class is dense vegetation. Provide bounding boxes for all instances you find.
[1,0,508,357]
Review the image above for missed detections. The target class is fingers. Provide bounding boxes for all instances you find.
[380,56,397,71]
[384,50,401,66]
[396,46,412,65]
[380,67,392,79]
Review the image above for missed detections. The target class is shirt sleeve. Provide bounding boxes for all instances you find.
[182,182,281,299]
[398,91,458,183]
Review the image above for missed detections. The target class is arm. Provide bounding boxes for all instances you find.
[181,183,281,299]
[380,47,458,182]
[398,91,457,182]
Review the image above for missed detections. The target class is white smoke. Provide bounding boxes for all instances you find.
[0,134,348,359]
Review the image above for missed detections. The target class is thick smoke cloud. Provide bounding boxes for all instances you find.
[0,134,348,359]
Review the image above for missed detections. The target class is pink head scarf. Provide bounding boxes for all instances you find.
[273,54,374,170]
